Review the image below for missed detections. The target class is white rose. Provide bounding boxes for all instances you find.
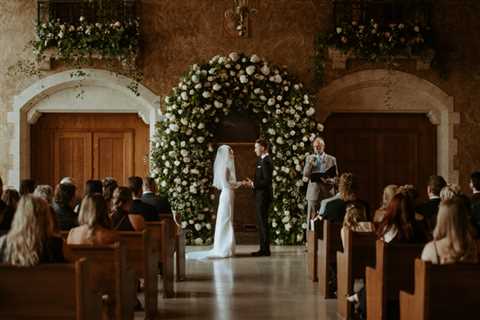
[239,75,248,83]
[246,65,256,75]
[229,52,239,61]
[192,75,199,83]
[202,91,211,98]
[169,124,179,132]
[195,83,202,90]
[206,223,212,230]
[306,107,315,116]
[214,100,223,108]
[250,54,260,63]
[261,65,271,75]
[268,128,276,135]
[290,130,296,136]
[190,186,197,194]
[213,83,222,91]
[198,123,205,129]
[194,238,203,245]
[197,136,205,143]
[254,88,262,95]
[180,149,188,157]
[276,137,284,144]
[336,27,342,34]
[274,75,282,83]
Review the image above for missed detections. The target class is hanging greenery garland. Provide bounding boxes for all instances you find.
[151,52,322,245]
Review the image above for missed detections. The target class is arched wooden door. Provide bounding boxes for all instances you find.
[324,113,437,209]
[31,113,149,195]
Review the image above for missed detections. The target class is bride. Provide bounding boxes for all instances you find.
[187,145,244,259]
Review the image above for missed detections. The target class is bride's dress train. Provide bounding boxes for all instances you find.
[187,145,239,260]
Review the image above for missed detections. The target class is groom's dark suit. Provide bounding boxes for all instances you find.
[254,154,273,255]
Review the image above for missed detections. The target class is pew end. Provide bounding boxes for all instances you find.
[0,258,103,320]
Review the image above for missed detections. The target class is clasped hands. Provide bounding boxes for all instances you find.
[239,178,254,188]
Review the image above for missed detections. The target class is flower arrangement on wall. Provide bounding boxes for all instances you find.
[35,16,139,68]
[151,52,322,245]
[315,19,434,83]
[8,15,142,96]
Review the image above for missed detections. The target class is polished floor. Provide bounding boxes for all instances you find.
[139,246,338,320]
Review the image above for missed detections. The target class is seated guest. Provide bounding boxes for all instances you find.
[52,183,78,230]
[110,187,144,231]
[470,171,480,205]
[318,191,340,216]
[102,177,118,212]
[0,195,65,266]
[322,173,368,223]
[377,191,429,244]
[421,197,478,264]
[60,177,74,185]
[416,175,447,232]
[0,188,19,231]
[74,180,103,213]
[34,185,60,234]
[19,179,36,196]
[440,184,462,201]
[373,184,398,223]
[142,177,172,216]
[340,202,374,247]
[33,185,54,204]
[128,176,158,222]
[67,194,119,245]
[469,172,480,238]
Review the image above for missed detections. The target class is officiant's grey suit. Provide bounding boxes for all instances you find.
[303,153,338,227]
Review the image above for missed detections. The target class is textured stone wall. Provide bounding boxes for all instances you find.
[0,0,479,188]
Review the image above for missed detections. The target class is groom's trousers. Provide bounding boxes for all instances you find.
[255,190,272,252]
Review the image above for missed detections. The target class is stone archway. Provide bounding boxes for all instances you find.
[6,68,161,187]
[316,69,459,183]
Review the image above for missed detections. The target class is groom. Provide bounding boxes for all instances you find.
[246,138,273,257]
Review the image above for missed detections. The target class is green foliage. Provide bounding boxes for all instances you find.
[151,53,323,245]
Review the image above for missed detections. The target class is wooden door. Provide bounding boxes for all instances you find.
[31,113,149,195]
[54,131,93,190]
[93,131,134,186]
[216,111,260,243]
[324,113,436,209]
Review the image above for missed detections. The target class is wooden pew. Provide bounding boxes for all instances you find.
[145,220,175,298]
[66,242,136,320]
[400,259,480,320]
[117,229,158,320]
[306,219,322,282]
[158,214,186,281]
[336,230,376,320]
[0,258,102,320]
[317,220,343,298]
[175,224,186,281]
[366,240,424,320]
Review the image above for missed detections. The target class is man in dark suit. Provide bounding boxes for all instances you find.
[246,138,273,257]
[141,177,172,217]
[128,176,159,222]
[416,175,447,232]
[469,171,480,237]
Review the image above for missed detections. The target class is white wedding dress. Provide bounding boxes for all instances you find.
[187,145,240,260]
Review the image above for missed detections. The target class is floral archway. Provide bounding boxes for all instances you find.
[151,53,322,245]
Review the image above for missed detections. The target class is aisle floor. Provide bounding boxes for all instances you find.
[144,245,338,320]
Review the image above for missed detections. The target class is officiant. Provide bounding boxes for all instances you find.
[303,137,338,229]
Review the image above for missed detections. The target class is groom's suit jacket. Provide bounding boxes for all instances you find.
[254,155,273,198]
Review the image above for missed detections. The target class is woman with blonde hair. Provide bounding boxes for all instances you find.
[67,194,119,245]
[440,184,462,201]
[421,197,478,264]
[373,185,398,223]
[0,195,65,266]
[341,202,375,247]
[110,187,144,231]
